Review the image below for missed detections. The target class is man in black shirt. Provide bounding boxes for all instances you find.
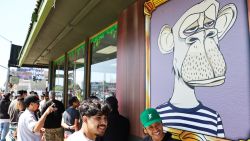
[61,96,80,138]
[140,108,178,141]
[101,96,130,141]
[41,91,65,141]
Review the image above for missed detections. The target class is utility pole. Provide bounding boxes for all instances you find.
[0,34,12,92]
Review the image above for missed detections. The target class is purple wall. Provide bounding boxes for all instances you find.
[150,0,250,139]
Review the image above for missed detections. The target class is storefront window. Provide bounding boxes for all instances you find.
[8,67,48,93]
[90,23,117,100]
[67,43,85,102]
[54,56,65,102]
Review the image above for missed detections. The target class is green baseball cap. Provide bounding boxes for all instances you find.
[140,108,162,127]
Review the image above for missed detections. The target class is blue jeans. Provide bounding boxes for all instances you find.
[7,124,17,141]
[0,122,10,141]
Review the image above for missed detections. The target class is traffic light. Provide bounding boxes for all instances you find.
[33,76,36,81]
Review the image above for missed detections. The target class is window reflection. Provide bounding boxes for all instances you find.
[54,56,65,102]
[90,23,117,101]
[91,59,116,100]
[67,44,85,102]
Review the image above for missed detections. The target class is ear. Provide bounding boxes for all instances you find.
[82,116,87,123]
[143,128,148,134]
[215,4,237,40]
[158,25,174,54]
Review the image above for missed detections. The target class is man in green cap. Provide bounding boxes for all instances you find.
[140,108,178,141]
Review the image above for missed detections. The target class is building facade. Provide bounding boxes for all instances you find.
[18,0,250,140]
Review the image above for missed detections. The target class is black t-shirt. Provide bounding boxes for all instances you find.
[0,98,11,119]
[101,111,130,141]
[41,99,65,128]
[63,107,80,133]
[142,132,179,141]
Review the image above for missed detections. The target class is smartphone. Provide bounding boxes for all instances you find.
[52,103,56,108]
[51,103,58,111]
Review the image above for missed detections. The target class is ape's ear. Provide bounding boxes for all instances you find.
[215,4,237,40]
[158,25,174,54]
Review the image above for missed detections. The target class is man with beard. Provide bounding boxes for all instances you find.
[67,98,110,141]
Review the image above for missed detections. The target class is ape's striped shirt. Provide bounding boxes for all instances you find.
[156,102,225,138]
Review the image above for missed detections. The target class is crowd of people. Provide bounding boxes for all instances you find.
[0,89,180,141]
[0,90,132,141]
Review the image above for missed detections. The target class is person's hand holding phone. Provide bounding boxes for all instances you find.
[45,103,57,115]
[51,103,58,111]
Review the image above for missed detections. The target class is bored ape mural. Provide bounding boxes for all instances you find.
[154,0,237,138]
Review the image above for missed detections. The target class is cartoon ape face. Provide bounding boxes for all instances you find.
[158,0,237,87]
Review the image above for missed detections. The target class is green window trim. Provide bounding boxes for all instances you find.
[68,49,75,62]
[76,44,85,58]
[90,23,117,49]
[54,56,65,66]
[67,43,86,62]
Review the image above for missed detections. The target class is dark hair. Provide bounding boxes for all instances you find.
[42,91,49,97]
[30,91,38,96]
[24,94,40,107]
[79,99,110,117]
[17,97,24,101]
[3,93,11,99]
[17,90,23,95]
[69,96,79,106]
[18,90,27,96]
[89,95,99,100]
[22,90,27,94]
[105,96,118,111]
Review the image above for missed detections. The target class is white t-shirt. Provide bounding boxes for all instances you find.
[17,109,41,141]
[67,131,94,141]
[39,99,47,112]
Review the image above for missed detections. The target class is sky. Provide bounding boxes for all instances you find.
[0,0,36,89]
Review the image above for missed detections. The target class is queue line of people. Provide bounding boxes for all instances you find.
[0,90,132,141]
[0,89,177,141]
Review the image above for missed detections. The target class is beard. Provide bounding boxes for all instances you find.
[95,124,107,136]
